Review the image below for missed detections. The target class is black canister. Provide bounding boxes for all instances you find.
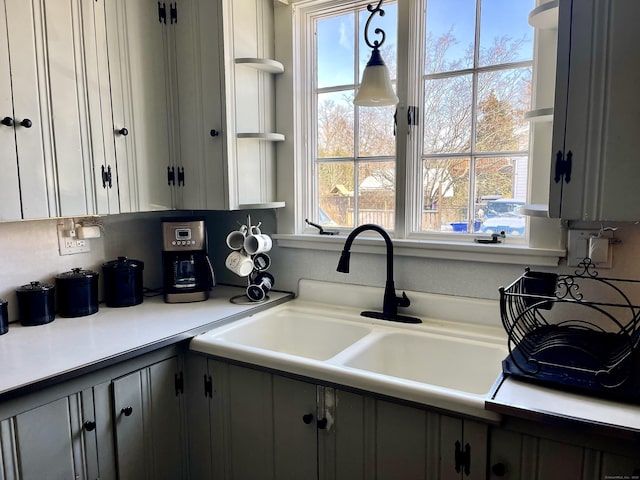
[16,282,56,326]
[56,268,99,317]
[102,257,144,307]
[0,300,8,335]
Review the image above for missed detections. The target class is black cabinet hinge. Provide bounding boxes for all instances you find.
[158,2,166,23]
[204,374,213,398]
[101,165,113,189]
[177,166,185,186]
[454,441,471,475]
[554,150,573,184]
[175,371,184,395]
[167,166,175,185]
[407,106,418,127]
[170,3,177,23]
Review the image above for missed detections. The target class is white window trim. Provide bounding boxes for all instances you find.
[273,0,565,266]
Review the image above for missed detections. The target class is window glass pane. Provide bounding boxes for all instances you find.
[476,67,531,152]
[317,13,355,88]
[422,158,470,232]
[425,0,476,74]
[423,74,473,154]
[318,161,355,227]
[357,161,395,230]
[359,105,396,157]
[359,3,398,81]
[318,91,355,158]
[475,156,528,236]
[479,0,534,67]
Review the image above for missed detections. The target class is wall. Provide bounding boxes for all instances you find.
[1,210,640,323]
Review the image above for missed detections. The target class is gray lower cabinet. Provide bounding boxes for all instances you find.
[488,426,640,480]
[0,346,186,480]
[185,354,488,480]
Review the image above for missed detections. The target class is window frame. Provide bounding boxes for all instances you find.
[273,0,564,266]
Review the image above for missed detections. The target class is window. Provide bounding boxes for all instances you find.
[303,0,534,239]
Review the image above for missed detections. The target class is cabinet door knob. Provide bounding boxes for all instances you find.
[302,413,314,424]
[1,116,13,126]
[491,462,506,477]
[317,417,328,429]
[121,406,133,416]
[83,420,97,432]
[19,118,32,128]
[118,127,129,136]
[210,129,219,137]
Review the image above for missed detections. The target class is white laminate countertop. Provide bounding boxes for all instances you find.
[0,286,292,397]
[487,375,640,438]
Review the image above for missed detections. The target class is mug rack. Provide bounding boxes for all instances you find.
[499,258,640,400]
[226,214,275,304]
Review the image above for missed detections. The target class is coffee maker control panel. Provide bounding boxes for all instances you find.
[162,220,206,251]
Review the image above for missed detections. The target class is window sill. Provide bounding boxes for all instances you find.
[273,234,565,267]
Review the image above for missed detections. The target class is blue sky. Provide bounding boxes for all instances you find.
[316,0,533,88]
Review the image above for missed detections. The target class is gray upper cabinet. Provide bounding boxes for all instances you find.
[549,0,640,221]
[176,0,285,210]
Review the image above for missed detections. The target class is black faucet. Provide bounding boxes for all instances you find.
[336,224,421,324]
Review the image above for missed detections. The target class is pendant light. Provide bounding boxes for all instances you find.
[354,0,398,107]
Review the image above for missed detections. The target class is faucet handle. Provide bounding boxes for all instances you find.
[397,291,411,308]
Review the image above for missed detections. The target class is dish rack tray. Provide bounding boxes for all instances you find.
[500,260,640,400]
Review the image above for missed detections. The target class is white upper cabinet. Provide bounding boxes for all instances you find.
[0,0,54,221]
[0,0,125,221]
[549,0,640,221]
[176,0,285,210]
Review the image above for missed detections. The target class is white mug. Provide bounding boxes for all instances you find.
[226,226,247,251]
[225,250,254,277]
[244,233,272,255]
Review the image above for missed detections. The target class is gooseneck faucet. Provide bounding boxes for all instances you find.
[337,224,421,324]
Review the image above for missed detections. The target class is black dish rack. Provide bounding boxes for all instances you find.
[500,260,640,401]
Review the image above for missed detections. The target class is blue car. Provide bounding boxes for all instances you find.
[479,199,525,236]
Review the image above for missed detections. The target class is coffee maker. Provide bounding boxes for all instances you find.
[162,218,215,303]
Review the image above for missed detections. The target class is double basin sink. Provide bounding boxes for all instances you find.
[190,301,508,420]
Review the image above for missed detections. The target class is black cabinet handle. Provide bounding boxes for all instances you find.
[302,413,314,424]
[83,420,97,432]
[118,127,129,136]
[121,406,133,416]
[210,129,219,137]
[491,462,506,477]
[1,116,13,127]
[317,418,328,429]
[20,118,32,128]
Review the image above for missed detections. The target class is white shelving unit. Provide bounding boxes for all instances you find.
[235,57,284,74]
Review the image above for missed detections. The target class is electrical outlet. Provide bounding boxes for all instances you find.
[567,229,612,268]
[57,224,90,256]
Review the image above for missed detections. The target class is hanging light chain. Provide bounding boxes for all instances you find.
[363,0,386,50]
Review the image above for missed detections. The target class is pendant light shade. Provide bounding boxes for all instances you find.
[354,0,398,107]
[354,48,398,106]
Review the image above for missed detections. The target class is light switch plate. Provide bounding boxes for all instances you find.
[567,229,612,268]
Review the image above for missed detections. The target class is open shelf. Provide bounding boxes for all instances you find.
[520,204,549,217]
[524,107,553,123]
[528,1,559,30]
[238,201,286,209]
[235,58,284,74]
[237,132,285,142]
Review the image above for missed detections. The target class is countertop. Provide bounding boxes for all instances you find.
[487,374,640,440]
[0,285,292,399]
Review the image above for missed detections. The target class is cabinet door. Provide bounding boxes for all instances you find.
[0,1,22,222]
[550,0,640,221]
[2,0,53,220]
[113,357,185,480]
[105,0,173,212]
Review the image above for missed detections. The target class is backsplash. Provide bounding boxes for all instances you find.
[1,211,639,322]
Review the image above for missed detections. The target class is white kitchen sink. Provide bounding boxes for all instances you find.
[209,309,371,360]
[341,332,507,395]
[190,281,507,420]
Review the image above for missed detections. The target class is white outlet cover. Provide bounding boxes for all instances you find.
[566,229,611,268]
[57,224,90,256]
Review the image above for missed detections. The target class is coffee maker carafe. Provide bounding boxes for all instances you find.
[162,218,215,303]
